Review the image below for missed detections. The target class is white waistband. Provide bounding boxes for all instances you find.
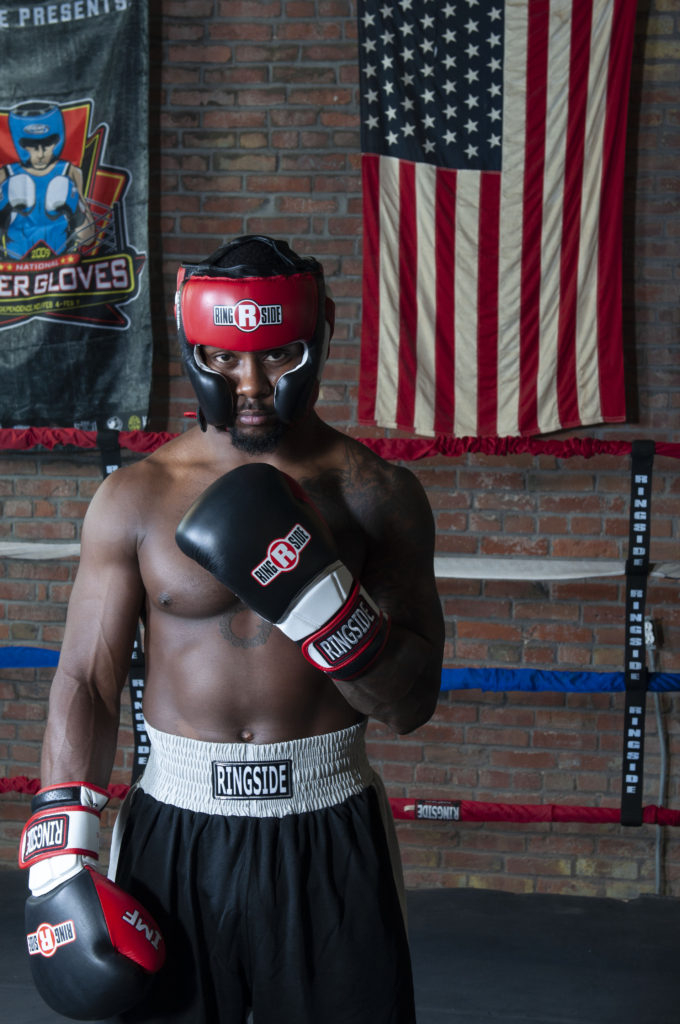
[138,719,375,817]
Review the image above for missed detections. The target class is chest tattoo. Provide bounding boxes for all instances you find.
[219,606,273,649]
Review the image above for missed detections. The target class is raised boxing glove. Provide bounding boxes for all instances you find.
[176,463,390,680]
[44,174,79,219]
[19,782,165,1021]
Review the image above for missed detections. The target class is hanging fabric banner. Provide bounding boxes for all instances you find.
[0,0,150,430]
[356,0,637,439]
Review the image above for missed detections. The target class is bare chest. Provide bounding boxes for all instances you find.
[136,483,368,620]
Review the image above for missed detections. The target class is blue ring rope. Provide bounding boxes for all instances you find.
[3,647,679,691]
[440,667,680,692]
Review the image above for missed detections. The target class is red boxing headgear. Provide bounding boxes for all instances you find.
[178,271,321,352]
[175,236,335,430]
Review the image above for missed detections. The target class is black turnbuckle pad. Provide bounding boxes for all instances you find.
[620,440,655,827]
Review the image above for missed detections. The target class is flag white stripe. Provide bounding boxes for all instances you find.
[574,0,613,423]
[453,173,481,436]
[495,0,530,437]
[375,155,401,428]
[414,162,439,436]
[536,4,572,434]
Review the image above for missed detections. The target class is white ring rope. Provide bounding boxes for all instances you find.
[434,557,680,580]
[1,541,678,582]
[0,542,81,560]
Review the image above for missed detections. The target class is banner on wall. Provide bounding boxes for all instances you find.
[356,0,637,438]
[0,0,150,430]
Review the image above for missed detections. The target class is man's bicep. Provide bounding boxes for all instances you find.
[57,493,144,695]
[363,472,442,640]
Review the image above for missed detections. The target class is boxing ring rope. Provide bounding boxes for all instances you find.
[5,644,680,694]
[1,426,680,461]
[2,540,680,585]
[1,427,678,834]
[2,774,678,827]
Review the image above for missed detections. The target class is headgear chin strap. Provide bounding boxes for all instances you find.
[175,235,335,430]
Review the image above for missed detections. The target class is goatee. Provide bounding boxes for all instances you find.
[229,421,287,454]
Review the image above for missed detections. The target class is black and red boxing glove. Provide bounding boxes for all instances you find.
[176,463,390,680]
[19,782,165,1021]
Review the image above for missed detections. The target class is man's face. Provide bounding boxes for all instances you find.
[201,341,304,453]
[23,137,59,171]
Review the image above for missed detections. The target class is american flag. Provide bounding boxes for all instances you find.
[356,0,637,438]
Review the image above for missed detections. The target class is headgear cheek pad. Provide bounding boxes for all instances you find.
[175,239,335,430]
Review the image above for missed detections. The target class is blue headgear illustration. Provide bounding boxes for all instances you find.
[9,101,65,165]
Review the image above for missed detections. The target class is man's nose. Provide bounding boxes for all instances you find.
[234,354,271,397]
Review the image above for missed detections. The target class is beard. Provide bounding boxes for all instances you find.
[229,419,287,454]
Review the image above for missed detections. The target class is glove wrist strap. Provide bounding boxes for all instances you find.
[301,582,391,679]
[19,781,108,871]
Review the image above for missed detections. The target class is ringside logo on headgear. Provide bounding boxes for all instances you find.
[213,299,283,331]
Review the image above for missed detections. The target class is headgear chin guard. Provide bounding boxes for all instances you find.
[175,235,335,431]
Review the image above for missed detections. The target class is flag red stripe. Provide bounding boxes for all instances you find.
[396,161,418,428]
[518,1,549,436]
[597,0,635,422]
[476,173,501,436]
[556,0,592,427]
[358,154,381,425]
[433,168,457,435]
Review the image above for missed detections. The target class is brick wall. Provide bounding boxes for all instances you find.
[1,0,679,897]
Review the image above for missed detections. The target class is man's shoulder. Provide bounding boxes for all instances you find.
[114,430,200,481]
[307,426,424,517]
[87,433,192,517]
[339,431,419,489]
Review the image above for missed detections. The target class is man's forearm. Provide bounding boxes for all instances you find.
[332,625,442,734]
[41,676,121,788]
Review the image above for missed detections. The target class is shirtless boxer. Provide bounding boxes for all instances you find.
[20,236,445,1023]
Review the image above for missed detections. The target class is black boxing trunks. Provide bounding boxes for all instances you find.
[110,721,416,1024]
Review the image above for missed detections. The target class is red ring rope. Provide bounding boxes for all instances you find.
[2,777,678,825]
[1,427,679,462]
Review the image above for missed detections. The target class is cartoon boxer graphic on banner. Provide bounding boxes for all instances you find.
[0,97,145,333]
[0,100,95,259]
[0,0,151,430]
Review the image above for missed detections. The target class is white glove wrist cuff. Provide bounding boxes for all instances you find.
[276,562,354,642]
[19,804,101,870]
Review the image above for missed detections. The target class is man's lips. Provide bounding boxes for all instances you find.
[235,405,273,426]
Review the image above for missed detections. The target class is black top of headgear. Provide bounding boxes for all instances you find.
[190,234,322,281]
